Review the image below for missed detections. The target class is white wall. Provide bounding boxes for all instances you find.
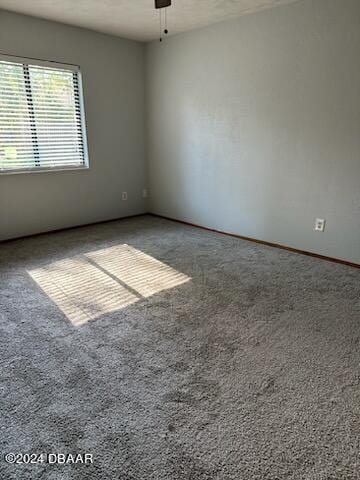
[146,0,360,264]
[0,10,146,241]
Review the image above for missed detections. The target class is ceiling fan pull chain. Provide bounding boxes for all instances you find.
[164,8,168,35]
[159,8,162,42]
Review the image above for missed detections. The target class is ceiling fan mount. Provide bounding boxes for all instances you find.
[155,0,171,9]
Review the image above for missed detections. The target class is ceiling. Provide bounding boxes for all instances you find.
[0,0,300,42]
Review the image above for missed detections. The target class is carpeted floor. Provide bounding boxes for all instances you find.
[1,215,360,480]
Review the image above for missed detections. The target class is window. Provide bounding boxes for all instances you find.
[0,55,89,173]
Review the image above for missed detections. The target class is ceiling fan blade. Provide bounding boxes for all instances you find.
[155,0,171,9]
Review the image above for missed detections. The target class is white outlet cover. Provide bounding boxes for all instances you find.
[122,192,128,201]
[315,218,326,232]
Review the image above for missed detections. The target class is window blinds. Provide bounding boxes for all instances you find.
[0,56,88,172]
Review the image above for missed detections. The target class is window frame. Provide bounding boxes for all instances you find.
[0,53,90,175]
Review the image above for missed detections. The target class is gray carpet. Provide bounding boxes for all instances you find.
[1,215,360,480]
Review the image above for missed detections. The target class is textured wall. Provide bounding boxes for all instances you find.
[146,0,360,264]
[0,10,146,241]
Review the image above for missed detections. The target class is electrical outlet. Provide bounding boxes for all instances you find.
[122,192,128,201]
[314,218,326,232]
[142,189,148,198]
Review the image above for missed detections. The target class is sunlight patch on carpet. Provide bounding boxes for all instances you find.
[28,245,190,326]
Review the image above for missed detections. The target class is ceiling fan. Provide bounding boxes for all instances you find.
[155,0,172,42]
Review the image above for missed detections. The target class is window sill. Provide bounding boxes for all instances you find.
[0,165,90,175]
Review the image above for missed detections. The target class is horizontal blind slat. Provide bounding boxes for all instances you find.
[0,162,85,170]
[1,159,84,165]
